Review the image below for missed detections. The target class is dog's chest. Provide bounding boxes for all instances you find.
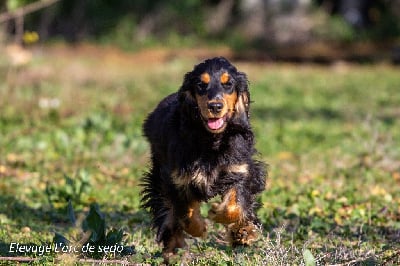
[171,162,249,192]
[171,166,218,191]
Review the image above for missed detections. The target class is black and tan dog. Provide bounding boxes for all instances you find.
[141,57,266,259]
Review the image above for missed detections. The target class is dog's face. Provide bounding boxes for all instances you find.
[180,57,250,134]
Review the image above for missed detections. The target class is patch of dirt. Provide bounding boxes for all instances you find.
[3,43,232,88]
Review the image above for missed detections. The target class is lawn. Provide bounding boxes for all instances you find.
[1,44,399,265]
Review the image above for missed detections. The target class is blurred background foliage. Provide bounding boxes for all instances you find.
[1,0,400,58]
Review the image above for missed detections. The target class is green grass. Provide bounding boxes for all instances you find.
[1,45,400,265]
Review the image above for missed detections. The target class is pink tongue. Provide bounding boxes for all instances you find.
[207,118,224,130]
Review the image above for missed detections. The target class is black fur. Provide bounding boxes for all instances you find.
[141,57,266,256]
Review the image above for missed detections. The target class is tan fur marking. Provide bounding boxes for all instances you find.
[208,188,243,224]
[188,207,194,218]
[195,94,212,119]
[226,189,241,221]
[182,201,207,237]
[226,164,249,175]
[220,72,229,84]
[224,91,238,115]
[235,93,249,115]
[201,72,210,84]
[171,169,208,189]
[192,170,208,188]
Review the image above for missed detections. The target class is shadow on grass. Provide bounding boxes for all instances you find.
[0,194,147,258]
[0,194,53,258]
[0,194,59,229]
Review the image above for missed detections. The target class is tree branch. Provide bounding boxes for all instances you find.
[0,0,61,24]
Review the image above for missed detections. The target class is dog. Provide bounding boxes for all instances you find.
[141,57,266,259]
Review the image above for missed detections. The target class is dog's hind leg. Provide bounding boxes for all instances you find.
[141,165,187,259]
[149,194,188,260]
[157,209,186,260]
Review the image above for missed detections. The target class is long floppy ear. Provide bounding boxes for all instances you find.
[233,71,250,127]
[178,71,198,120]
[178,72,196,103]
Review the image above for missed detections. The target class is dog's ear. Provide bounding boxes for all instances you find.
[233,71,250,127]
[178,72,199,123]
[178,72,196,104]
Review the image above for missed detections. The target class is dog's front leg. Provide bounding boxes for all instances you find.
[180,201,207,238]
[208,186,261,246]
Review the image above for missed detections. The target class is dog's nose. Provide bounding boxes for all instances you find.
[207,102,224,114]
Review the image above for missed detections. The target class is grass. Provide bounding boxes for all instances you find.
[1,44,400,265]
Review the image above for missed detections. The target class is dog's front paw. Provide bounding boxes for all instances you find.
[228,222,260,246]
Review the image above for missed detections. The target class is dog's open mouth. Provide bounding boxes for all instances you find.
[206,115,226,131]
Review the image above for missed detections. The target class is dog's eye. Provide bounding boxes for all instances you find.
[222,81,234,93]
[223,80,233,87]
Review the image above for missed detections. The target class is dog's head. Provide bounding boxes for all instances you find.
[179,57,250,134]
